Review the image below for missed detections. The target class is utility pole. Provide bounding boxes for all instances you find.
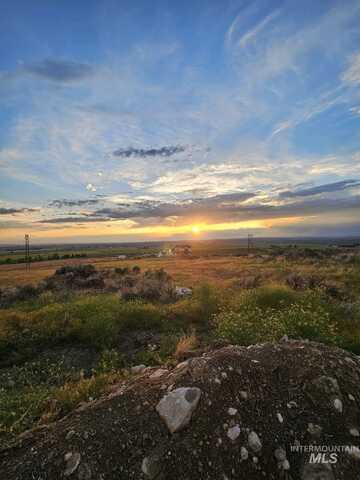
[25,234,30,270]
[247,233,254,255]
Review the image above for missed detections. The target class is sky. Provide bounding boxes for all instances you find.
[1,0,360,244]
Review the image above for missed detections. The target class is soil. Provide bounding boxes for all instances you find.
[1,339,360,479]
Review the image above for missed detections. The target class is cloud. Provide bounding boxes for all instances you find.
[342,51,360,85]
[24,59,94,83]
[93,192,257,221]
[0,207,38,215]
[113,145,187,158]
[237,9,282,49]
[280,179,360,198]
[38,216,109,224]
[49,199,100,208]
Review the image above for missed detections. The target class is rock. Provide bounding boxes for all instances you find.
[131,364,146,374]
[350,427,360,437]
[307,423,322,437]
[240,446,249,460]
[64,452,81,477]
[240,391,248,400]
[282,459,290,470]
[174,286,192,298]
[141,454,162,479]
[301,463,334,480]
[150,369,168,379]
[248,431,262,453]
[65,429,76,440]
[227,425,241,441]
[227,407,237,416]
[276,413,284,423]
[333,398,343,413]
[156,387,201,433]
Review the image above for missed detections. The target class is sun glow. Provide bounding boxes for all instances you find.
[191,225,201,234]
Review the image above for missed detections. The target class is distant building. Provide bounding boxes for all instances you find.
[158,244,192,257]
[117,255,127,260]
[172,244,192,256]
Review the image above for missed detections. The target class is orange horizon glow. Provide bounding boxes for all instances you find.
[1,215,310,243]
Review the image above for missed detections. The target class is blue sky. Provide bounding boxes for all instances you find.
[1,0,360,243]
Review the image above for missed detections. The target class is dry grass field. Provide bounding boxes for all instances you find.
[0,254,347,289]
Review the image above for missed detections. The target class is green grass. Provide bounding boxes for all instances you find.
[214,286,359,351]
[0,294,167,365]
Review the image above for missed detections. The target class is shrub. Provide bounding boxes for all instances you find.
[215,305,283,345]
[115,267,130,275]
[215,288,338,346]
[95,349,126,373]
[240,285,299,310]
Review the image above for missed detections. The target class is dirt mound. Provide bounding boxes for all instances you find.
[1,340,360,479]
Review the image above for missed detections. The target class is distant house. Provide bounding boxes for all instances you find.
[117,255,127,260]
[171,244,192,257]
[157,244,192,257]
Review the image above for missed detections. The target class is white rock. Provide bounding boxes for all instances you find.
[240,391,248,400]
[333,398,343,413]
[227,425,241,441]
[174,286,192,298]
[282,459,290,470]
[350,428,360,437]
[240,446,249,460]
[276,413,284,423]
[150,369,168,379]
[349,394,355,401]
[228,407,238,416]
[156,387,201,433]
[248,431,262,453]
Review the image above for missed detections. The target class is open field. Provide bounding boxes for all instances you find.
[0,251,355,288]
[1,246,360,451]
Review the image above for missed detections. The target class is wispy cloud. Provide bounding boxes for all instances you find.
[237,9,281,49]
[49,199,100,208]
[38,216,109,224]
[279,179,360,198]
[24,59,94,83]
[342,51,360,86]
[0,207,38,215]
[113,145,187,158]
